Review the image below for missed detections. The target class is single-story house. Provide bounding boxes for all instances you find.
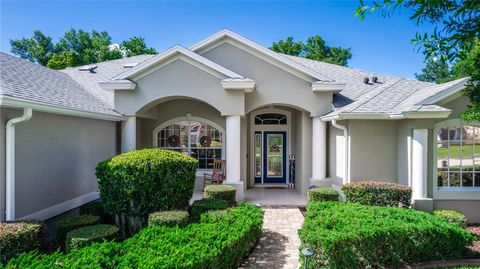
[1,29,478,222]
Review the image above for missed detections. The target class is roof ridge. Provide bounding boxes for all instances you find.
[62,54,156,70]
[347,78,403,113]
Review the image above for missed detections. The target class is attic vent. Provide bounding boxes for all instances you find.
[78,65,97,73]
[372,76,379,83]
[123,63,139,68]
[363,77,370,84]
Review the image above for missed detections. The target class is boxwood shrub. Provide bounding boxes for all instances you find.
[307,188,339,202]
[299,202,475,268]
[95,149,198,236]
[7,203,264,269]
[79,201,112,224]
[65,224,119,252]
[148,210,189,228]
[191,198,229,221]
[55,214,100,248]
[433,210,468,228]
[204,185,236,206]
[0,220,44,263]
[342,181,412,207]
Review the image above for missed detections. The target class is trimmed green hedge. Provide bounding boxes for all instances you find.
[55,215,100,248]
[79,201,112,224]
[66,224,119,252]
[7,203,264,269]
[307,188,339,202]
[95,149,198,236]
[204,185,236,206]
[299,202,475,268]
[191,198,229,221]
[342,181,412,207]
[148,210,189,228]
[433,210,468,228]
[0,220,44,263]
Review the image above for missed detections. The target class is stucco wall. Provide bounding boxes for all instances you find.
[0,108,117,221]
[327,122,344,186]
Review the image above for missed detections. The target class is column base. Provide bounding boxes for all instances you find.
[413,198,434,212]
[308,178,333,188]
[223,180,245,201]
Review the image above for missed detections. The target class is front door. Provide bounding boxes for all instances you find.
[254,131,287,184]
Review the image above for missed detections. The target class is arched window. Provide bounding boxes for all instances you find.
[436,122,480,188]
[254,113,287,125]
[154,117,224,169]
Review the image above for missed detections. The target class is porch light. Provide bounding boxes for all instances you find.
[301,247,314,269]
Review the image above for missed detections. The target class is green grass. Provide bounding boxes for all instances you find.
[438,145,476,158]
[433,266,480,269]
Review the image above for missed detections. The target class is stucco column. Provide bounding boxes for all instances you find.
[121,116,136,152]
[224,115,244,200]
[309,117,330,188]
[412,129,433,211]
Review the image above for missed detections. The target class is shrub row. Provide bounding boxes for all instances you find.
[7,203,264,269]
[191,198,229,221]
[148,210,189,228]
[79,201,113,224]
[204,185,236,206]
[0,221,44,263]
[299,202,475,268]
[55,214,100,247]
[95,149,198,236]
[342,181,412,208]
[307,188,339,202]
[65,224,119,252]
[433,209,468,228]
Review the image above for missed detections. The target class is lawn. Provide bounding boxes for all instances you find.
[438,145,477,158]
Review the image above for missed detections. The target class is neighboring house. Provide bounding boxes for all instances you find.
[1,29,478,223]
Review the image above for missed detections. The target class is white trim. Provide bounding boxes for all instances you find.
[331,120,349,184]
[190,29,334,83]
[321,111,451,121]
[114,45,244,81]
[421,78,469,105]
[221,78,256,93]
[19,192,100,221]
[98,79,136,90]
[311,81,346,93]
[0,96,123,121]
[412,129,428,199]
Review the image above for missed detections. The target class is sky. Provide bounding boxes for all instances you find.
[0,1,435,78]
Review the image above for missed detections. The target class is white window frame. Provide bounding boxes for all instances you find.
[153,115,225,175]
[433,118,480,200]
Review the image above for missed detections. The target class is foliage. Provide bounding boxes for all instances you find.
[204,185,236,206]
[271,35,352,66]
[65,224,119,252]
[120,36,157,57]
[307,187,339,202]
[415,58,454,83]
[55,215,100,248]
[95,149,198,237]
[191,198,229,221]
[341,181,412,208]
[79,201,113,224]
[433,210,468,228]
[9,30,56,66]
[299,202,475,269]
[6,203,264,269]
[148,210,189,228]
[0,220,45,263]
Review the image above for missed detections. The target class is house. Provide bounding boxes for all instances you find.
[1,29,478,223]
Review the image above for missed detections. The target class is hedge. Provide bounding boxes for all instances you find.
[0,220,44,263]
[65,224,119,252]
[80,201,112,224]
[191,198,229,221]
[342,181,412,208]
[433,210,468,228]
[299,202,475,268]
[148,210,189,228]
[307,188,339,202]
[55,215,100,248]
[95,149,198,236]
[204,185,236,206]
[7,203,264,269]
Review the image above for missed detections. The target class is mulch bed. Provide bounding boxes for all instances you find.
[467,224,480,258]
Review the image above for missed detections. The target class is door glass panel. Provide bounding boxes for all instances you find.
[267,134,283,177]
[255,133,262,177]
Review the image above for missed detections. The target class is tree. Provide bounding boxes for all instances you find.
[10,30,56,65]
[356,0,480,120]
[120,36,157,57]
[271,35,352,66]
[415,58,453,83]
[46,51,78,69]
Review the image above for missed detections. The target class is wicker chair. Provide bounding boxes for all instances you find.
[203,160,226,188]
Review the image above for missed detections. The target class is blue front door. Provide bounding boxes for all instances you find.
[262,131,287,184]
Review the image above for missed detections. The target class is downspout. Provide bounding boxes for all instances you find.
[5,108,32,221]
[331,119,349,184]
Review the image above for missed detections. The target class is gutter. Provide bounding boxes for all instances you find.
[331,120,349,184]
[6,108,32,221]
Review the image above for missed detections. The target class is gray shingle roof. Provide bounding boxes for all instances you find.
[0,52,120,116]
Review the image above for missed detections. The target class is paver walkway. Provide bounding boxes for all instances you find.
[240,206,305,269]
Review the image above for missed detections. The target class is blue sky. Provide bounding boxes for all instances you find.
[0,1,433,78]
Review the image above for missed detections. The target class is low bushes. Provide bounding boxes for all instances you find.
[307,188,339,202]
[342,181,412,207]
[204,185,236,206]
[433,210,468,228]
[7,203,264,269]
[55,214,100,247]
[191,198,229,221]
[80,201,112,224]
[0,220,44,263]
[299,202,475,268]
[148,210,189,228]
[65,224,119,252]
[95,149,198,236]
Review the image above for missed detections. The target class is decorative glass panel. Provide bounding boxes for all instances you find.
[255,113,287,125]
[266,134,283,177]
[255,133,262,177]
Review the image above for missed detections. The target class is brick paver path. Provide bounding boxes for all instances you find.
[240,206,304,269]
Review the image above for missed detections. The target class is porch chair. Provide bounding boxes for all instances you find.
[203,160,226,188]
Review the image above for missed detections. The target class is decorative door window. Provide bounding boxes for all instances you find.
[255,113,287,125]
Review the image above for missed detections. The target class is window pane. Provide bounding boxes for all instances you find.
[255,113,287,125]
[266,134,283,177]
[462,172,474,187]
[255,133,262,177]
[450,172,461,187]
[437,171,448,187]
[437,127,449,141]
[475,173,480,187]
[462,140,474,174]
